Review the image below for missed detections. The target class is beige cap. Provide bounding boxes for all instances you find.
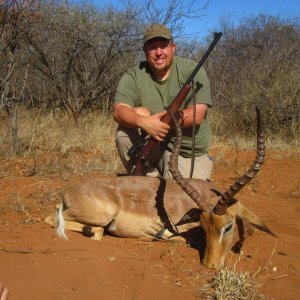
[143,24,172,44]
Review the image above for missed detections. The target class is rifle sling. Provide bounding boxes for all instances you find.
[190,81,196,178]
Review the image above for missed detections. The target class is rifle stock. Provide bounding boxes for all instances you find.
[130,32,223,176]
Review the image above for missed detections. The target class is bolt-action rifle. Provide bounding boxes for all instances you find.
[129,32,223,176]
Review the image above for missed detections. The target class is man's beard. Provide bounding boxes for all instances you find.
[151,57,173,73]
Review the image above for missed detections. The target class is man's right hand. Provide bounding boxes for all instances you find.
[137,110,170,142]
[113,104,170,142]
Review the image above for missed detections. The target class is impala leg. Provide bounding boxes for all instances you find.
[45,214,56,227]
[90,227,105,241]
[155,228,186,242]
[64,220,105,241]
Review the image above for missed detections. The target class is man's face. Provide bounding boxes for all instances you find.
[143,38,176,76]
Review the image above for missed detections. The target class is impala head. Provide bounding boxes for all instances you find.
[168,107,277,269]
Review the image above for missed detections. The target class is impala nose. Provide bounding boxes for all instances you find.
[203,255,223,270]
[206,260,224,270]
[204,260,217,269]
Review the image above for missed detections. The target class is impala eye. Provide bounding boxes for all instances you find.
[224,222,233,234]
[219,222,233,243]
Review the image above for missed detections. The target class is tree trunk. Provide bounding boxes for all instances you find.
[6,99,20,155]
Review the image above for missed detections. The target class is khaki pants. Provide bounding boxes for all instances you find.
[115,125,213,181]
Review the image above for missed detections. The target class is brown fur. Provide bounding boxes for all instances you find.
[45,175,276,269]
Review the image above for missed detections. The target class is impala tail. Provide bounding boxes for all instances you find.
[56,203,68,240]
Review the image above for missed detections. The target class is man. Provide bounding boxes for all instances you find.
[113,24,213,180]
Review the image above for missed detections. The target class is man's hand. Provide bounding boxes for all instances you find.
[137,110,170,142]
[113,104,170,142]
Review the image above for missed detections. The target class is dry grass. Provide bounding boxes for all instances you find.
[209,110,300,151]
[198,266,269,300]
[0,108,124,176]
[198,254,273,300]
[198,241,281,300]
[0,107,298,177]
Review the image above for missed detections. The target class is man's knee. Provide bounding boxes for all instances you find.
[195,154,213,181]
[115,126,140,152]
[162,152,213,180]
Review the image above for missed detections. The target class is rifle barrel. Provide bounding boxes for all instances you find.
[186,32,223,86]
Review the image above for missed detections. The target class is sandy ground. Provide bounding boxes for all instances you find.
[0,149,299,300]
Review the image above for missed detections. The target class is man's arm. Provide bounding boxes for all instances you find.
[179,103,208,127]
[113,103,145,128]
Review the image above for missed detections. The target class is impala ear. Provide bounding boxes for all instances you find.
[236,204,278,238]
[175,208,201,226]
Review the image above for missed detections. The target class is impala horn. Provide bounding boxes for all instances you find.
[213,106,266,215]
[168,109,211,212]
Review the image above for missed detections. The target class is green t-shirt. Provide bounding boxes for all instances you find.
[114,56,212,157]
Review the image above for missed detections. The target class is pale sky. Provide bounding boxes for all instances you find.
[81,0,300,39]
[187,0,300,37]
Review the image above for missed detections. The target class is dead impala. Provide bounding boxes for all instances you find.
[45,107,276,269]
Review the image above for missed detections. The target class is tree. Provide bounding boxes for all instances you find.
[207,15,300,139]
[0,0,39,154]
[140,0,208,38]
[25,1,142,125]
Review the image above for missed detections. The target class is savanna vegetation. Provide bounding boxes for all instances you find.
[0,0,299,172]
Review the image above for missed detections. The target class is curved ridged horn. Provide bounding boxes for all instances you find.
[167,109,211,212]
[213,106,266,215]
